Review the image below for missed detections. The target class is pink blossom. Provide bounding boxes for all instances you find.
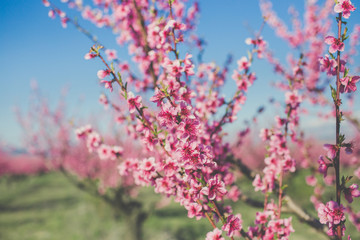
[305,175,317,186]
[60,17,68,28]
[343,184,360,203]
[318,201,346,225]
[340,76,360,93]
[325,36,345,53]
[201,176,227,200]
[97,144,112,160]
[142,129,158,151]
[318,156,330,177]
[283,157,296,172]
[86,132,101,153]
[42,0,50,7]
[164,58,184,77]
[323,144,337,159]
[97,69,111,79]
[140,157,155,171]
[206,228,224,240]
[285,90,301,108]
[319,55,336,75]
[185,203,202,219]
[334,0,356,19]
[75,124,92,139]
[84,52,97,60]
[183,53,195,76]
[222,214,242,237]
[105,49,117,61]
[127,92,142,113]
[111,146,123,159]
[177,118,200,139]
[165,19,186,31]
[150,88,166,107]
[255,211,269,225]
[237,56,251,72]
[253,174,265,192]
[157,102,176,127]
[227,186,241,202]
[48,9,55,19]
[99,94,109,109]
[155,177,174,196]
[100,80,113,92]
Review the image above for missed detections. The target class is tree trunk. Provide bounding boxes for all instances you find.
[122,208,147,240]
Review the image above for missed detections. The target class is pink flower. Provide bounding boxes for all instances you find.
[111,146,123,159]
[42,0,50,7]
[343,184,360,203]
[100,80,113,92]
[318,156,330,177]
[142,129,158,151]
[283,157,296,172]
[319,55,336,75]
[84,52,97,60]
[206,228,224,240]
[86,132,101,153]
[127,92,142,113]
[177,118,200,139]
[323,144,337,159]
[48,9,55,19]
[334,0,356,19]
[325,36,344,53]
[201,176,227,200]
[318,201,346,225]
[75,124,92,138]
[184,53,195,76]
[306,175,317,186]
[227,186,241,202]
[150,88,166,107]
[185,203,202,219]
[97,69,111,79]
[237,56,251,72]
[105,49,117,61]
[253,174,265,192]
[97,144,112,160]
[285,90,301,108]
[60,17,68,28]
[99,94,109,109]
[255,211,269,225]
[222,214,242,237]
[140,157,155,172]
[165,59,184,77]
[164,19,186,31]
[340,76,360,93]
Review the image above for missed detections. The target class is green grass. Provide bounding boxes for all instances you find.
[0,171,359,240]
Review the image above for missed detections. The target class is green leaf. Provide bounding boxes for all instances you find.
[344,68,349,78]
[339,134,345,144]
[330,84,337,103]
[329,52,336,60]
[117,72,123,85]
[110,62,114,72]
[339,112,345,122]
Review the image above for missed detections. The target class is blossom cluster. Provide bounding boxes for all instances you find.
[39,0,360,239]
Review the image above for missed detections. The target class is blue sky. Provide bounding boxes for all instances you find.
[1,0,359,148]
